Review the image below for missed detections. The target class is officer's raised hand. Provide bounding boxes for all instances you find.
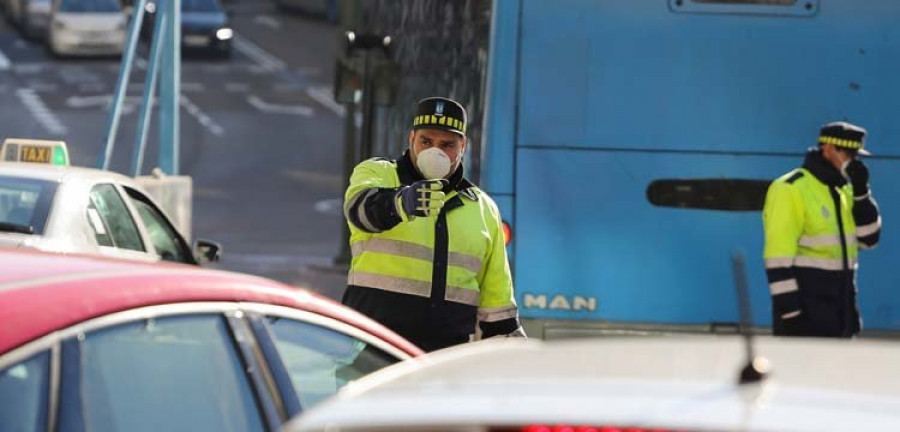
[395,179,447,221]
[844,159,870,196]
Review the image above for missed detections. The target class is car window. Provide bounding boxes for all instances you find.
[59,0,121,13]
[268,317,399,408]
[182,0,221,12]
[0,175,57,234]
[86,200,114,247]
[78,314,265,432]
[0,351,50,432]
[126,189,191,263]
[89,184,145,252]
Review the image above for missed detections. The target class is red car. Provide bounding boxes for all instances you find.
[0,248,422,431]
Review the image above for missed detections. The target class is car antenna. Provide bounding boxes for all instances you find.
[731,250,770,385]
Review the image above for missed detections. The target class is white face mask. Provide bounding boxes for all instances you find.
[416,147,461,180]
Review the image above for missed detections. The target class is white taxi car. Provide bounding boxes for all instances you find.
[287,336,900,431]
[0,139,218,265]
[47,0,127,57]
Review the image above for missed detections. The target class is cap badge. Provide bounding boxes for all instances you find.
[435,101,445,117]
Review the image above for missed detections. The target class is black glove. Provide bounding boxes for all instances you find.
[844,159,870,196]
[395,179,447,221]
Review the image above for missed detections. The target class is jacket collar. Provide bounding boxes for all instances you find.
[802,148,847,187]
[398,150,476,197]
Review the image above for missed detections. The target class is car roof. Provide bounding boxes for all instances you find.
[0,248,422,356]
[0,162,139,185]
[289,337,900,431]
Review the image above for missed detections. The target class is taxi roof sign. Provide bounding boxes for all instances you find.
[1,138,69,166]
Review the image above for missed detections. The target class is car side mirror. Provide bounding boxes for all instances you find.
[193,239,222,264]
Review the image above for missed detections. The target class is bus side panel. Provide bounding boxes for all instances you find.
[518,0,900,155]
[492,194,514,261]
[856,158,900,331]
[513,149,900,330]
[481,0,520,196]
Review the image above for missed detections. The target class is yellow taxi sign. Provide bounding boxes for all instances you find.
[1,138,69,166]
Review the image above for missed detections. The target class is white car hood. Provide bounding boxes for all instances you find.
[0,233,82,253]
[0,235,27,247]
[289,337,900,432]
[54,13,124,31]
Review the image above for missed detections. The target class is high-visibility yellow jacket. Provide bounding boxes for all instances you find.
[763,150,881,337]
[341,152,520,351]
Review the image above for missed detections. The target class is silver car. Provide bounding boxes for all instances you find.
[5,0,51,39]
[47,0,126,56]
[287,337,900,431]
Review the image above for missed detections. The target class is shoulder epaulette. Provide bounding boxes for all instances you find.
[457,179,480,201]
[459,188,479,201]
[786,171,805,184]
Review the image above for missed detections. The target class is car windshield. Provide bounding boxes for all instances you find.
[59,0,121,13]
[182,0,220,13]
[0,176,57,235]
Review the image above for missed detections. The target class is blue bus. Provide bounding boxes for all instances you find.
[480,0,900,337]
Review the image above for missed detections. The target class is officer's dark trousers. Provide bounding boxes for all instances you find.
[342,285,476,352]
[772,273,860,338]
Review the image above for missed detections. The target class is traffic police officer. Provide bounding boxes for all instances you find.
[763,121,882,337]
[341,96,525,351]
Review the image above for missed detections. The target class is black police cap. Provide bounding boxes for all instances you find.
[411,97,467,136]
[819,121,870,156]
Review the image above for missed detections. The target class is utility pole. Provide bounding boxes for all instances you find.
[98,0,180,174]
[333,31,394,266]
[334,90,359,266]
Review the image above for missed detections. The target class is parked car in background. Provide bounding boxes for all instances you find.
[0,248,422,431]
[4,0,51,39]
[274,0,336,23]
[142,0,232,58]
[4,0,27,32]
[47,0,126,56]
[288,337,900,431]
[0,139,219,265]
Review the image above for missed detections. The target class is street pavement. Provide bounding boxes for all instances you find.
[0,0,351,300]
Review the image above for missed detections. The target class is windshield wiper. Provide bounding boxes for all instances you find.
[0,222,35,235]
